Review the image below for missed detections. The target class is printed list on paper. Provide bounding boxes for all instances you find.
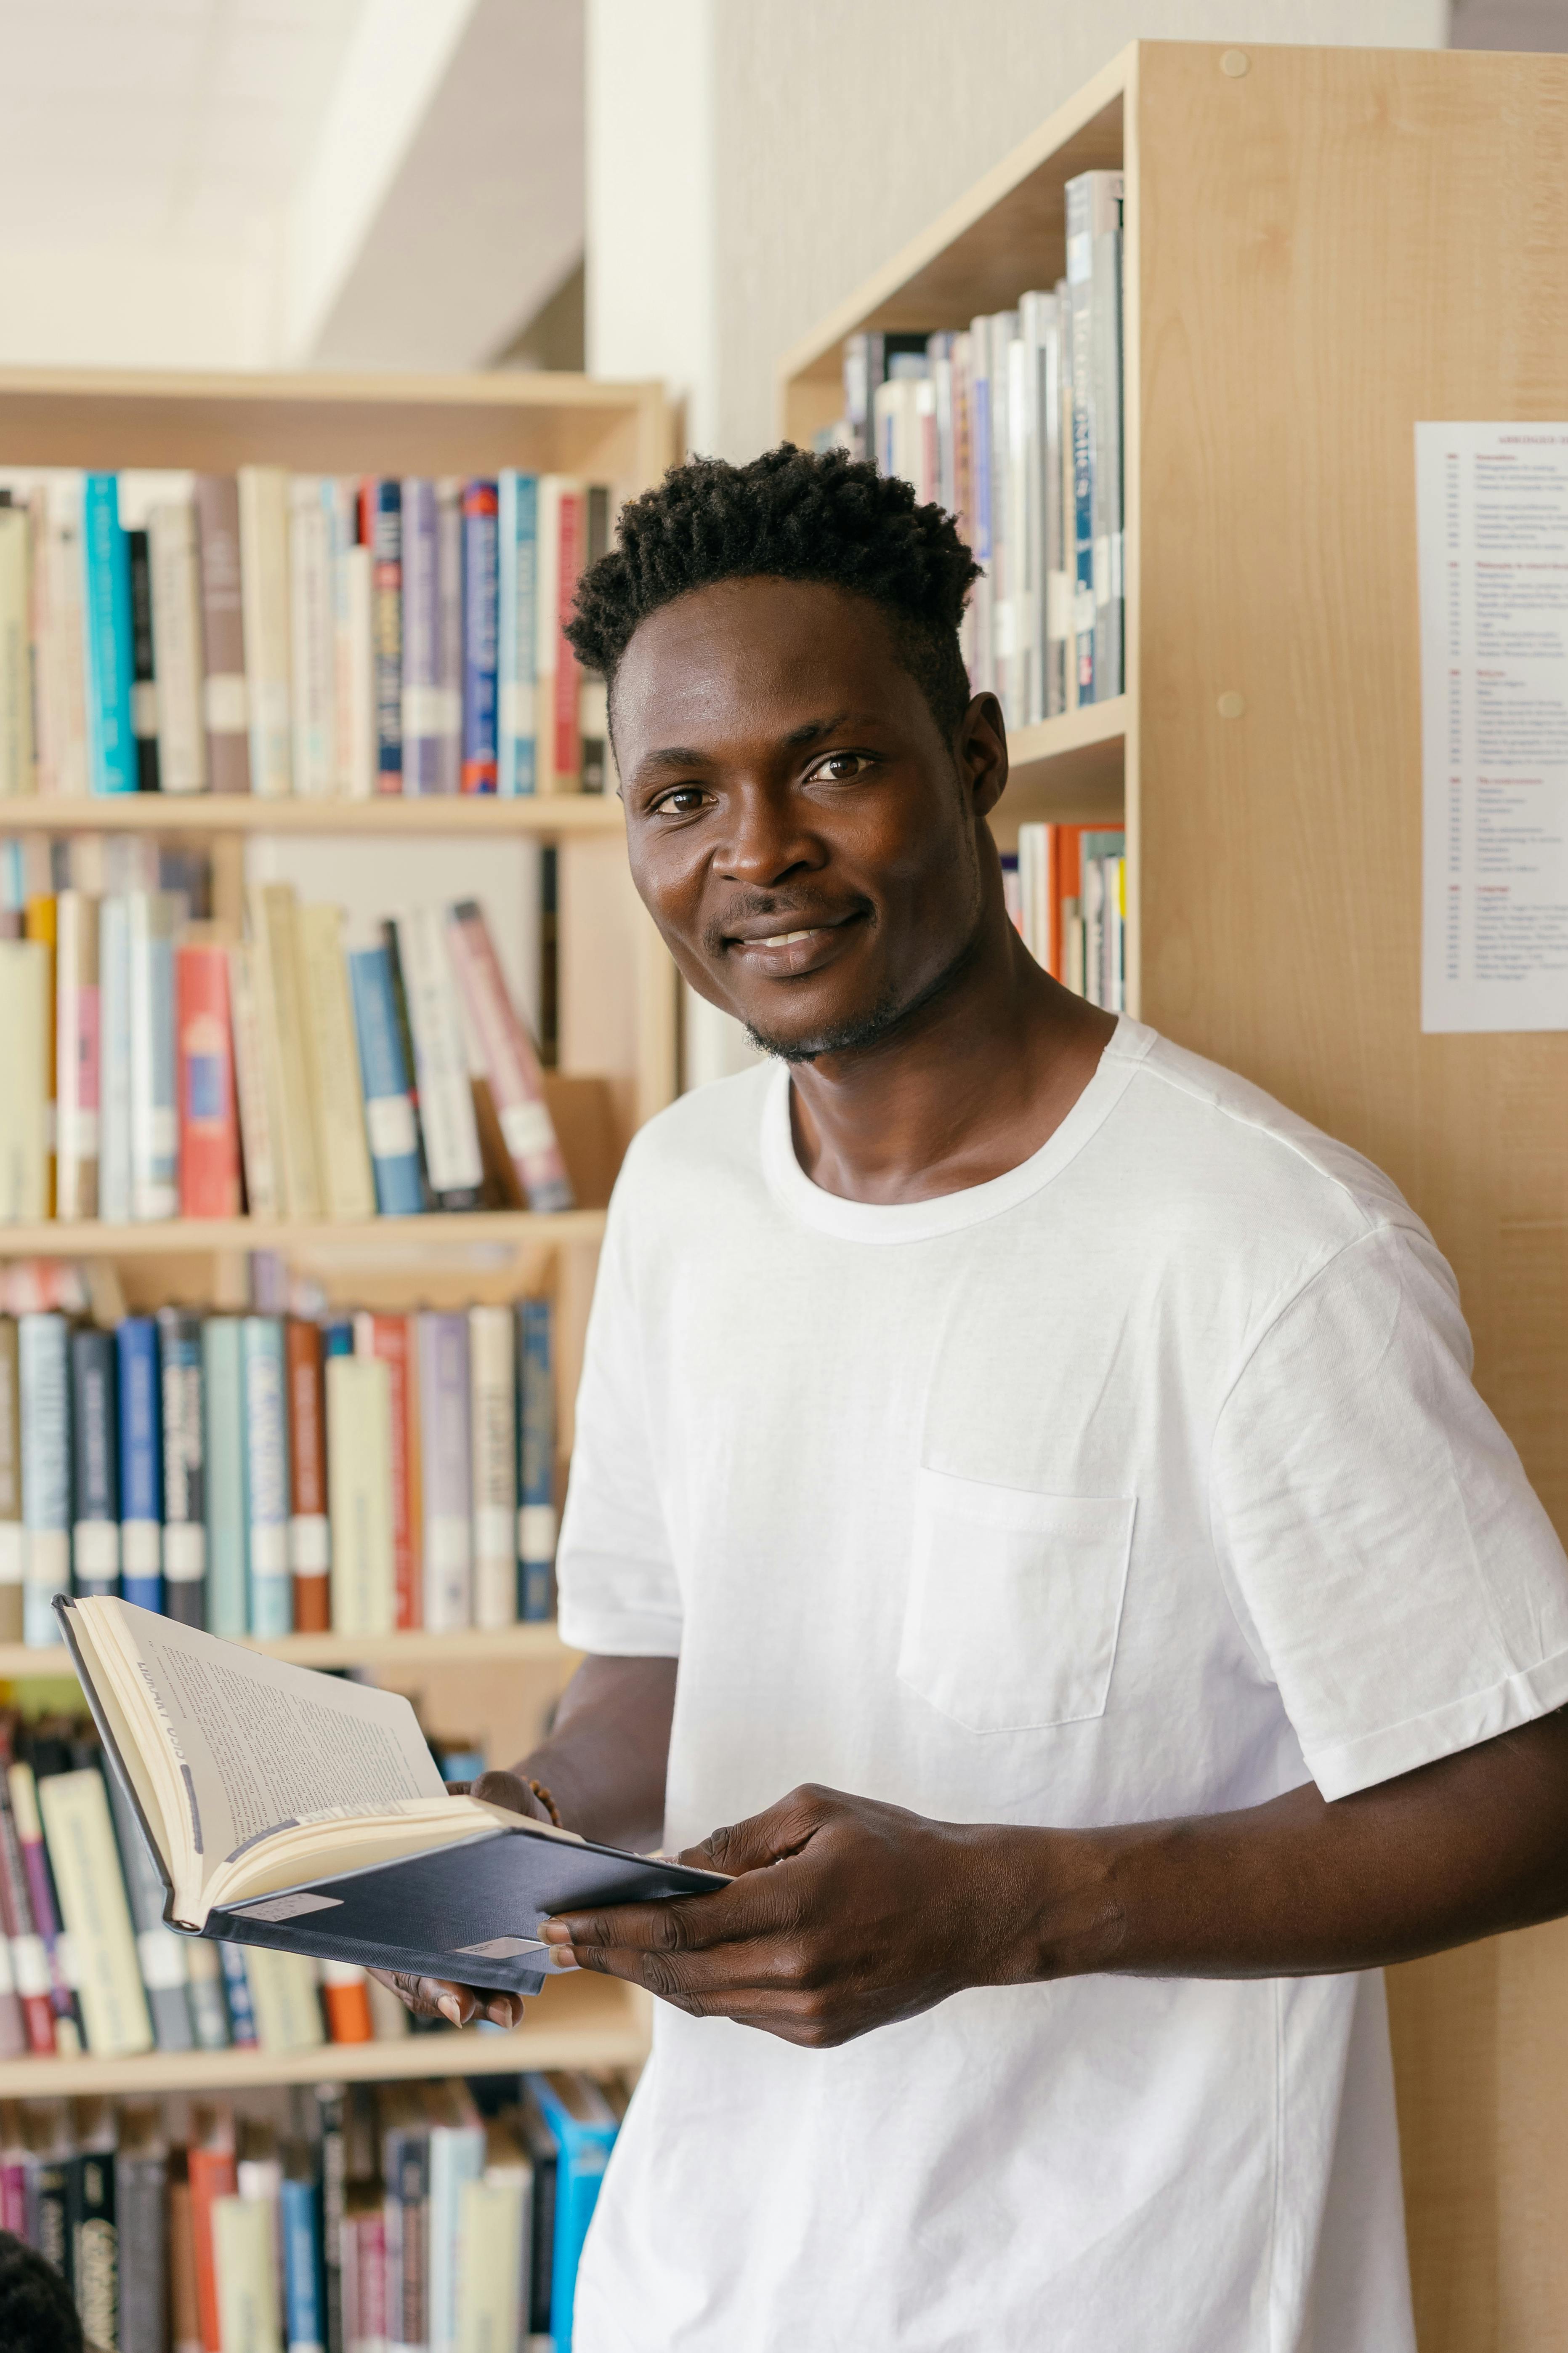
[1418,421,1568,1032]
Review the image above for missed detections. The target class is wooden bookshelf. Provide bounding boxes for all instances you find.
[0,1619,574,1682]
[783,41,1568,2352]
[0,794,628,837]
[0,1209,609,1259]
[0,1972,648,2100]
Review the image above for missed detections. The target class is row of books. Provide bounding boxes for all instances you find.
[829,167,1125,724]
[0,1296,558,1650]
[0,875,574,1225]
[1002,822,1128,1012]
[0,465,615,804]
[0,1707,492,2067]
[5,2069,621,2353]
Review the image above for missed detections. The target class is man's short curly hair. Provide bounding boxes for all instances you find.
[565,444,981,739]
[0,2231,85,2353]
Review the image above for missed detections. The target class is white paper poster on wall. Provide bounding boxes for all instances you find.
[1417,421,1568,1032]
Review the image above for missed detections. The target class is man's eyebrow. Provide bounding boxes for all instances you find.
[638,711,865,773]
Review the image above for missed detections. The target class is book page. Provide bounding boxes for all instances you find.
[1418,421,1568,1030]
[102,1600,447,1902]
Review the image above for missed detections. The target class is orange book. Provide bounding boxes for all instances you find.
[188,2126,238,2353]
[23,895,56,1216]
[287,1318,331,1632]
[1055,825,1084,968]
[169,2164,202,2353]
[176,934,242,1217]
[355,1313,420,1629]
[320,1957,375,2043]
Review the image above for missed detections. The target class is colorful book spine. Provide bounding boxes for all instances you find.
[98,895,132,1222]
[103,1752,193,2053]
[325,1352,394,1636]
[517,1299,556,1623]
[148,491,207,793]
[157,1307,207,1629]
[189,2133,240,2349]
[202,1318,247,1639]
[117,2139,171,2353]
[35,1762,154,2055]
[70,1326,120,1600]
[285,1316,330,1634]
[445,899,574,1212]
[176,936,243,1217]
[527,2075,618,2353]
[23,892,56,1217]
[0,500,32,796]
[0,935,48,1220]
[297,900,377,1221]
[401,476,442,796]
[366,479,404,794]
[427,2094,485,2353]
[20,1310,71,1647]
[116,1317,162,1612]
[43,471,91,796]
[281,2167,327,2352]
[184,1938,231,2052]
[536,478,584,793]
[579,483,613,792]
[8,1758,82,2052]
[347,942,425,1215]
[127,890,180,1221]
[497,469,538,796]
[226,938,279,1219]
[383,2101,431,2353]
[355,1312,419,1630]
[333,480,375,800]
[0,1317,21,1645]
[194,475,251,793]
[468,1305,516,1631]
[391,908,484,1208]
[289,475,336,797]
[82,471,138,793]
[319,1956,374,2044]
[0,1739,55,2052]
[436,476,464,795]
[55,887,101,1220]
[217,1943,258,2048]
[416,1311,472,1632]
[128,521,160,790]
[241,1315,291,1637]
[460,479,499,794]
[69,2138,120,2351]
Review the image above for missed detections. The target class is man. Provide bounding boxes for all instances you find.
[388,447,1568,2350]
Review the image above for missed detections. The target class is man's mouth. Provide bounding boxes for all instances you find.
[719,910,864,972]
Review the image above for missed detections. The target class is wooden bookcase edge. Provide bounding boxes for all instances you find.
[0,1620,579,1682]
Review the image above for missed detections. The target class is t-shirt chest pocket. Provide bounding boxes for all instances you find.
[897,1467,1137,1733]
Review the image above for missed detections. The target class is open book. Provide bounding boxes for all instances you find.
[57,1595,725,1998]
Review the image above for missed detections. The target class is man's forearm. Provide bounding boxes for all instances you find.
[996,1710,1568,1987]
[510,1653,678,1852]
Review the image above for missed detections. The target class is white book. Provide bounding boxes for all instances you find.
[43,472,90,797]
[326,1354,395,1636]
[393,907,484,1200]
[238,465,292,796]
[468,1306,517,1631]
[0,940,48,1219]
[226,939,279,1220]
[0,503,33,795]
[212,2195,282,2353]
[289,476,335,796]
[147,500,208,793]
[127,892,180,1221]
[330,481,372,798]
[98,897,132,1220]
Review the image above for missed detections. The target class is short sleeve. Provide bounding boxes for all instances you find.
[555,1176,683,1657]
[1210,1221,1568,1799]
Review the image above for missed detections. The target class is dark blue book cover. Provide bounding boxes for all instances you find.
[117,1319,162,1613]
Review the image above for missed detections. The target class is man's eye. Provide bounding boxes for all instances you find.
[809,753,872,783]
[654,785,709,814]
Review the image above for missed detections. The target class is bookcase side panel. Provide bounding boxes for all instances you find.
[1133,42,1568,2352]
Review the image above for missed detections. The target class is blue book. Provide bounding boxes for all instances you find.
[241,1317,291,1637]
[280,2169,326,2353]
[322,1319,354,1360]
[157,1307,206,1629]
[461,480,499,793]
[82,472,137,793]
[116,1319,162,1613]
[400,476,441,796]
[516,1299,556,1622]
[497,470,538,796]
[216,1939,258,2045]
[347,945,425,1215]
[527,2073,619,2353]
[202,1319,248,1639]
[368,479,403,790]
[69,1325,120,1600]
[20,1314,71,1647]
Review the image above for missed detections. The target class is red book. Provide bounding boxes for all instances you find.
[287,1319,330,1632]
[554,486,583,785]
[189,2132,238,2353]
[445,900,574,1214]
[355,1313,420,1629]
[176,938,242,1218]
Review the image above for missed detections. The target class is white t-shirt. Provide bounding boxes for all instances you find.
[558,1019,1568,2353]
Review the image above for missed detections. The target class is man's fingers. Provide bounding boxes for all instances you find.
[545,1858,805,1958]
[366,1967,526,2031]
[680,1784,835,1879]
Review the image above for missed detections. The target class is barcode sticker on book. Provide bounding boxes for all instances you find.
[366,1094,418,1158]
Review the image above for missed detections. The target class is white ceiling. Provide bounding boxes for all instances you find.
[0,0,367,253]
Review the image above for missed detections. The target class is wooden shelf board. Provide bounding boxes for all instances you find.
[0,1621,576,1681]
[0,1209,608,1259]
[999,698,1127,827]
[0,794,625,838]
[0,1972,645,2099]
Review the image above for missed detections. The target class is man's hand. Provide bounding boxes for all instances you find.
[539,1714,1568,2047]
[371,1772,561,2033]
[539,1784,1016,2047]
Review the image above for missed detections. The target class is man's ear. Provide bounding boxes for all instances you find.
[958,692,1008,820]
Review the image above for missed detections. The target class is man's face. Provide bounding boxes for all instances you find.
[614,576,1005,1061]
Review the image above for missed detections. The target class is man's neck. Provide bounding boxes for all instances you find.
[786,924,1118,1206]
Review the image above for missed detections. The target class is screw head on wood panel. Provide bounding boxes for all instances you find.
[1220,48,1251,77]
[1217,690,1246,719]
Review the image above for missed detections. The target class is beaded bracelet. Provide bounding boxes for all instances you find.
[527,1778,563,1827]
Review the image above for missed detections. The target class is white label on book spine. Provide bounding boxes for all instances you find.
[474,1505,513,1557]
[518,1503,557,1560]
[289,1513,330,1573]
[163,1522,205,1581]
[10,1932,49,1998]
[137,1927,189,1991]
[133,680,158,736]
[204,673,248,734]
[1046,572,1074,640]
[53,1930,79,1989]
[365,1094,418,1159]
[121,1520,161,1576]
[499,1100,554,1159]
[500,681,536,736]
[24,1527,69,1591]
[249,1523,288,1576]
[402,684,461,738]
[427,1515,471,1572]
[72,1521,119,1576]
[0,1523,21,1586]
